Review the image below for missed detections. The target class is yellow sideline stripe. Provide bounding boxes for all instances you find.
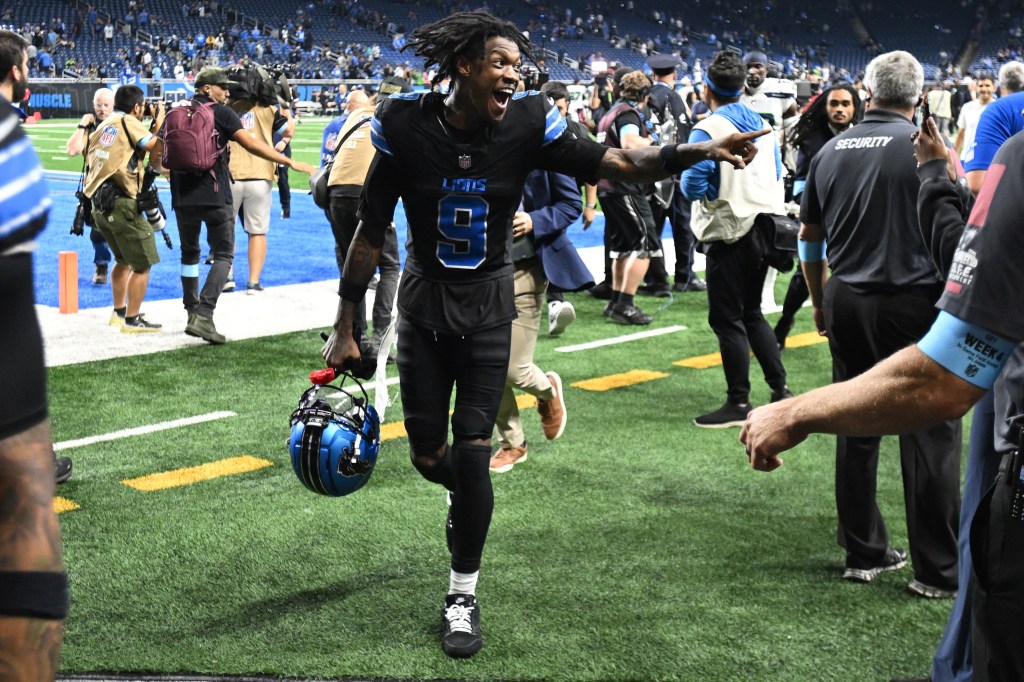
[380,421,408,442]
[674,352,723,369]
[783,331,829,349]
[674,331,828,369]
[53,497,80,514]
[379,394,534,443]
[121,455,273,491]
[572,369,669,392]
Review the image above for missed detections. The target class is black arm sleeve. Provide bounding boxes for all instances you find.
[917,158,973,275]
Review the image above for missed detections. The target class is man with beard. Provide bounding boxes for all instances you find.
[0,28,68,680]
[741,51,798,311]
[774,82,862,348]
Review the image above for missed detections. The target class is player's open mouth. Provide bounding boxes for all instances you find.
[493,87,514,112]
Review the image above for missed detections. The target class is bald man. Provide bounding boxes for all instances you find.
[67,87,115,285]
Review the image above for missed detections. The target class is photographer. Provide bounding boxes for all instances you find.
[66,87,114,285]
[82,84,166,332]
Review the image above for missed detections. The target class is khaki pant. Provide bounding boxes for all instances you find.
[495,258,554,449]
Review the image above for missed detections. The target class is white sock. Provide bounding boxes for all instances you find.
[449,569,479,596]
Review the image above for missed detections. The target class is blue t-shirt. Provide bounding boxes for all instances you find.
[963,91,1024,172]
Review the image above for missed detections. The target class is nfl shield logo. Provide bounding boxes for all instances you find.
[241,111,255,129]
[99,125,118,146]
[458,154,471,170]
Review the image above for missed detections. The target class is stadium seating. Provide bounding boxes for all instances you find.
[14,0,1014,85]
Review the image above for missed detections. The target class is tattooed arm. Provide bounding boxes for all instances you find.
[321,220,387,371]
[597,129,768,184]
[0,419,65,682]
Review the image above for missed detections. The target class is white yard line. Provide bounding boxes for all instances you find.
[54,411,237,451]
[555,325,687,353]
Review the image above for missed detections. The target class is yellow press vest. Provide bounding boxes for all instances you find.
[327,106,375,189]
[83,113,149,199]
[227,103,278,181]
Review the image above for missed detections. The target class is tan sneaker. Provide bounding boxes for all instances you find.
[489,442,527,473]
[538,372,566,440]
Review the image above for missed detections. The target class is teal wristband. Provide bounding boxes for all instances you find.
[917,311,1016,389]
[798,239,826,262]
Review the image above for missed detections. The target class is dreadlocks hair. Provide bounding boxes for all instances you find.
[405,11,534,86]
[790,82,863,149]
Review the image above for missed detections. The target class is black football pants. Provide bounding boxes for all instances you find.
[704,230,787,405]
[823,277,960,589]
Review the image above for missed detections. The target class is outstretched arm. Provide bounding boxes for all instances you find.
[596,129,767,184]
[740,345,986,472]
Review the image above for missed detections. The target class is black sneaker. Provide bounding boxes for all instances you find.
[55,455,73,484]
[281,206,290,219]
[694,401,752,428]
[637,282,671,298]
[608,303,653,325]
[121,315,162,333]
[771,387,795,402]
[843,547,907,582]
[602,300,614,317]
[441,593,482,658]
[587,281,613,300]
[684,278,708,292]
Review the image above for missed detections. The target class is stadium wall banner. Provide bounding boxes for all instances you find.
[27,81,152,118]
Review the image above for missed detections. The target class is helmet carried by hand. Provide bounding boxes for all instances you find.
[288,369,381,496]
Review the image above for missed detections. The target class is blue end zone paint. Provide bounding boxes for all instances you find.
[34,173,607,309]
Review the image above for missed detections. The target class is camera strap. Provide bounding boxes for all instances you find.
[120,116,144,197]
[77,122,92,193]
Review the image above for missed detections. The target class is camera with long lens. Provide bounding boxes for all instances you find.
[71,189,94,236]
[137,166,173,249]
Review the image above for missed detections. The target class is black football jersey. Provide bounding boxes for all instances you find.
[358,91,605,334]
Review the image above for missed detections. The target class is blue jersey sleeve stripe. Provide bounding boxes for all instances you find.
[917,311,1016,389]
[369,116,394,156]
[543,111,567,147]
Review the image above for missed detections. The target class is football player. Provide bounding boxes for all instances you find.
[321,11,766,658]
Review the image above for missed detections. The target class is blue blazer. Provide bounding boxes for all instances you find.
[522,169,595,292]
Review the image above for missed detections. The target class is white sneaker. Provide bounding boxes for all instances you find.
[548,300,576,336]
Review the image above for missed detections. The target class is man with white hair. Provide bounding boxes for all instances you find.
[66,87,115,284]
[797,51,961,598]
[964,60,1024,194]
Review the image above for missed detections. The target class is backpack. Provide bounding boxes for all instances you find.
[161,101,222,175]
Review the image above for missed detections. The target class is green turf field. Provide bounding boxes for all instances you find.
[34,117,964,681]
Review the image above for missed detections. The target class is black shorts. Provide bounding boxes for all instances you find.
[0,254,47,440]
[600,193,662,259]
[395,317,512,453]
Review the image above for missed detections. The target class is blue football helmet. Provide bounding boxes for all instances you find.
[289,370,381,497]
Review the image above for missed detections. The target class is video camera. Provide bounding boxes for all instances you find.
[137,166,173,249]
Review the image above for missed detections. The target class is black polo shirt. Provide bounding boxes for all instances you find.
[801,108,943,293]
[165,95,243,208]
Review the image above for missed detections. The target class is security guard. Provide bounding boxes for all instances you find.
[643,52,703,295]
[83,84,165,332]
[799,51,961,596]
